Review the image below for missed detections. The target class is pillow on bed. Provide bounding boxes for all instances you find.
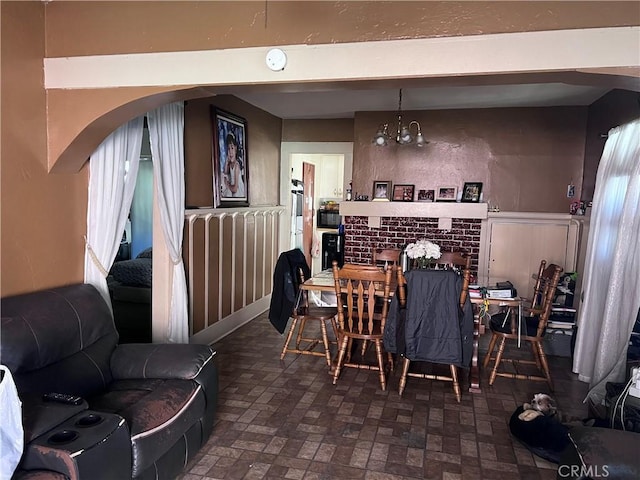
[110,258,152,288]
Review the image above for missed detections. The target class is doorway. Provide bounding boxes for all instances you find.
[280,142,353,274]
[108,125,154,343]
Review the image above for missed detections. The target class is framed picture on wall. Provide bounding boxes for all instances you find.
[392,184,415,202]
[436,186,457,202]
[372,181,392,201]
[461,182,483,203]
[211,107,249,207]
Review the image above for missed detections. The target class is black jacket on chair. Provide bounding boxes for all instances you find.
[384,269,474,368]
[268,249,310,334]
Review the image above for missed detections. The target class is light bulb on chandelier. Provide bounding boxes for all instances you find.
[373,89,428,147]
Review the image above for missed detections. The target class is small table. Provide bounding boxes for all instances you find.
[300,268,398,295]
[469,296,523,393]
[299,269,336,293]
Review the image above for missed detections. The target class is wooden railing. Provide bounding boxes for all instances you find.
[184,206,285,344]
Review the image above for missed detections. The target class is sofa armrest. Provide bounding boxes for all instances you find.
[110,343,218,440]
[13,468,68,480]
[110,344,216,383]
[20,393,89,443]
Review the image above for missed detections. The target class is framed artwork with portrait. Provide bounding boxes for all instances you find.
[372,181,392,201]
[461,182,483,203]
[392,184,415,202]
[211,107,249,207]
[436,186,458,202]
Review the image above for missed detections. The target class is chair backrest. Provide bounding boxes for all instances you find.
[372,248,401,268]
[533,263,563,336]
[397,252,471,309]
[437,252,472,306]
[1,284,118,396]
[528,259,548,312]
[331,261,393,335]
[293,267,310,315]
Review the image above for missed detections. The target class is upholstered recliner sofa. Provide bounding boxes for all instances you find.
[1,284,218,480]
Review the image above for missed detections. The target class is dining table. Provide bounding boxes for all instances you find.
[298,268,336,293]
[300,267,398,295]
[300,268,523,395]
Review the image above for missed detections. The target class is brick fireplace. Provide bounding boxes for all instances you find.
[343,215,482,274]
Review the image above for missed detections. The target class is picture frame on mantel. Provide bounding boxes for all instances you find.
[461,182,483,203]
[418,189,435,202]
[392,184,415,202]
[436,186,457,202]
[372,181,392,201]
[211,107,249,208]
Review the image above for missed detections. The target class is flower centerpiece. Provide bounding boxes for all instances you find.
[405,239,441,269]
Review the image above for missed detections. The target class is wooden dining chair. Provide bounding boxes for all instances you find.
[482,262,563,390]
[372,248,401,268]
[396,252,471,402]
[525,259,549,314]
[331,261,394,390]
[280,268,338,368]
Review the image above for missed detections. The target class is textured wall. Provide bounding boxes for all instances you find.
[2,1,637,297]
[44,1,640,57]
[282,119,355,143]
[352,107,588,213]
[184,96,282,208]
[1,2,87,296]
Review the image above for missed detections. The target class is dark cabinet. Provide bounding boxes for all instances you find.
[322,232,344,270]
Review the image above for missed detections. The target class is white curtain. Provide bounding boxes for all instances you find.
[573,118,640,405]
[85,117,144,304]
[147,102,189,343]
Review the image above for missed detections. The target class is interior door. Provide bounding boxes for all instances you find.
[302,162,315,269]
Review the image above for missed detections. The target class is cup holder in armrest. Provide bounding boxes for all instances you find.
[48,429,79,445]
[75,413,104,427]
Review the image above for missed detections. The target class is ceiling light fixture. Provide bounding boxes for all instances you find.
[373,89,427,147]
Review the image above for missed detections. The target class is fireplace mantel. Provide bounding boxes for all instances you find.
[339,201,488,219]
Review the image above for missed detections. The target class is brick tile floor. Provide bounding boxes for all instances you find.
[178,312,588,479]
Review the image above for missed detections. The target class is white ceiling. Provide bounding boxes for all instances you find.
[235,83,612,120]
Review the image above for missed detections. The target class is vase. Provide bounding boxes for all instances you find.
[414,257,434,269]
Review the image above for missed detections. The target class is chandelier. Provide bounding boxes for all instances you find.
[373,89,427,147]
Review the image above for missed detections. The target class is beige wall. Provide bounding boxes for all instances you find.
[1,1,639,296]
[185,96,282,207]
[1,2,87,295]
[282,119,354,143]
[42,2,640,174]
[43,1,639,57]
